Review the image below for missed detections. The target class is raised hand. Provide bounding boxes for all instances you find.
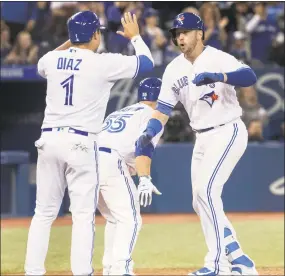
[117,12,140,40]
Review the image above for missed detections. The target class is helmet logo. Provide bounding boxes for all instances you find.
[177,14,185,25]
[142,92,147,99]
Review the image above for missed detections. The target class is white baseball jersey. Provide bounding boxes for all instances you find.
[38,47,140,133]
[158,46,250,130]
[98,102,162,169]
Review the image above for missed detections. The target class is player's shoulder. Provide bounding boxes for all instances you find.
[120,102,149,114]
[164,53,185,74]
[38,50,53,62]
[39,50,67,62]
[99,52,131,61]
[205,46,233,59]
[166,53,184,69]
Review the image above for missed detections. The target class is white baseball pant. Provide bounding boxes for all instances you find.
[24,128,99,275]
[97,147,142,276]
[191,118,248,274]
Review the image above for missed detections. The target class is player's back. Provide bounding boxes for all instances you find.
[98,103,154,168]
[39,48,118,133]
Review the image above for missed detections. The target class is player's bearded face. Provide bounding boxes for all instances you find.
[176,29,198,55]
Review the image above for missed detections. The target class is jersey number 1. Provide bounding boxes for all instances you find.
[61,75,74,106]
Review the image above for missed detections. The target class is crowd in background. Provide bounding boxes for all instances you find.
[1,1,284,143]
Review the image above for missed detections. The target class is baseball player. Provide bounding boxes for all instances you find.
[97,78,163,276]
[24,11,154,275]
[136,13,258,276]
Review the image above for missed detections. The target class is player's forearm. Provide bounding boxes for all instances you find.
[222,68,257,87]
[131,35,154,65]
[152,109,169,126]
[143,110,169,140]
[135,156,151,176]
[54,40,71,51]
[141,108,170,142]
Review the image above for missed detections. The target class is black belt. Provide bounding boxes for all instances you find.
[42,127,89,136]
[99,147,112,153]
[194,124,225,134]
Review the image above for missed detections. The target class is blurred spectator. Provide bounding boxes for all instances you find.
[182,6,200,15]
[1,23,11,63]
[4,31,38,65]
[31,2,51,44]
[161,109,194,143]
[164,39,181,64]
[238,86,269,128]
[129,2,146,23]
[77,2,90,11]
[269,12,284,67]
[106,2,130,54]
[50,2,77,17]
[216,2,237,49]
[234,2,253,33]
[161,103,194,143]
[267,2,285,22]
[247,119,264,142]
[1,1,38,44]
[89,2,107,53]
[245,2,278,65]
[230,31,250,64]
[90,2,107,25]
[199,2,228,50]
[143,8,167,66]
[39,2,75,51]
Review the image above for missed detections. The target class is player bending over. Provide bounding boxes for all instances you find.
[97,78,162,276]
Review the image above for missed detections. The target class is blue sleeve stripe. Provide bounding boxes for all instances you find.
[226,67,257,87]
[157,99,174,108]
[135,141,155,158]
[132,56,140,79]
[156,102,173,116]
[136,55,154,77]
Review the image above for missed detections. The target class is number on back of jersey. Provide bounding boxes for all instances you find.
[102,114,133,133]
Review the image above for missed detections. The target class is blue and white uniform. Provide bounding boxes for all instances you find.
[98,102,162,276]
[156,46,257,275]
[24,11,154,275]
[137,12,258,276]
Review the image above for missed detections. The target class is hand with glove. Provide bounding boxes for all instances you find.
[192,72,226,86]
[138,176,162,207]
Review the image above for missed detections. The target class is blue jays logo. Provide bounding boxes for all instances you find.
[176,14,185,25]
[199,91,219,107]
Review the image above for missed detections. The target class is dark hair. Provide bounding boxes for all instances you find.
[12,31,33,56]
[199,2,221,25]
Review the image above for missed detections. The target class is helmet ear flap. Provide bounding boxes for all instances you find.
[172,37,178,46]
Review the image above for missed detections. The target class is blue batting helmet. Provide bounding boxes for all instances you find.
[67,11,105,44]
[138,77,162,102]
[169,12,205,45]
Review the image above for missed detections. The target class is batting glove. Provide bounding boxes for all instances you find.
[138,176,162,207]
[192,72,224,86]
[136,132,153,149]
